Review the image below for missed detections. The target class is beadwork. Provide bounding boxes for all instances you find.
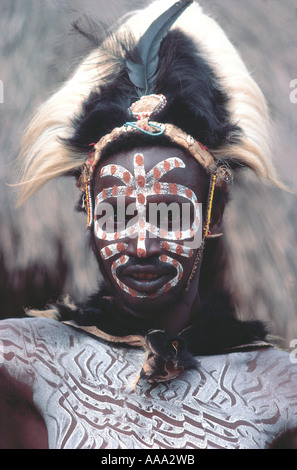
[130,94,168,120]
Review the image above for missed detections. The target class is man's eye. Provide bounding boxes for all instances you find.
[110,211,119,223]
[107,211,125,229]
[98,208,138,232]
[157,211,181,230]
[154,210,194,231]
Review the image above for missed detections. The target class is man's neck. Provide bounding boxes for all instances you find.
[114,288,201,335]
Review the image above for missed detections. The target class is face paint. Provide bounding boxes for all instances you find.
[94,153,201,298]
[110,254,184,299]
[99,242,128,260]
[161,241,194,259]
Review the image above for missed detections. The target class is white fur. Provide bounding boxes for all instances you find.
[17,0,281,205]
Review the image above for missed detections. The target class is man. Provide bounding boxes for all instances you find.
[0,0,296,449]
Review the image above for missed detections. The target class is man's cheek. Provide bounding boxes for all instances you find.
[161,241,194,259]
[99,242,128,260]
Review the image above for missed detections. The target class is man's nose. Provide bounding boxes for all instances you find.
[126,231,162,258]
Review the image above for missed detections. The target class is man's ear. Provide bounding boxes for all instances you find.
[208,189,227,236]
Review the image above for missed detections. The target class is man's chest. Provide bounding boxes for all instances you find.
[30,339,282,449]
[1,319,295,449]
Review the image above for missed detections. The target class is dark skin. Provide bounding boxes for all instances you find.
[0,369,48,449]
[0,145,223,449]
[93,145,224,334]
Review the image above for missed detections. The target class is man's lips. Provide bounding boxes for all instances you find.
[118,264,175,293]
[130,272,161,281]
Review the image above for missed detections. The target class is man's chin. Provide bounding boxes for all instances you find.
[115,285,183,322]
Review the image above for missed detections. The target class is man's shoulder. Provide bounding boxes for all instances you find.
[0,316,75,347]
[251,345,297,373]
[222,346,297,402]
[0,317,110,377]
[228,345,297,378]
[196,345,297,402]
[0,316,102,353]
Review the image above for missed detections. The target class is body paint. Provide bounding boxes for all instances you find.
[95,154,200,298]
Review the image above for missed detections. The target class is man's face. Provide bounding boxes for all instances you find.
[92,146,208,318]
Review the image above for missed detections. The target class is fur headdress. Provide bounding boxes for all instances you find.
[17,0,282,206]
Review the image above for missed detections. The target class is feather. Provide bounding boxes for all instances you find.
[125,0,193,96]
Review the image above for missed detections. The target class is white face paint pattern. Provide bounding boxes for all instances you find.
[110,254,184,299]
[95,153,200,298]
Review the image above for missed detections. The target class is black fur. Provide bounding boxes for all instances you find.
[179,290,268,356]
[53,288,268,375]
[56,289,148,337]
[66,30,241,157]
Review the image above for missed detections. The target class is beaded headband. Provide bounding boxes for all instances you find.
[78,94,232,227]
[78,94,225,186]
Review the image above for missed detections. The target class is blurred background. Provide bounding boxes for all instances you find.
[0,0,296,344]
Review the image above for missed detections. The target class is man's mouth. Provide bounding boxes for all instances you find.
[130,273,161,281]
[119,265,175,294]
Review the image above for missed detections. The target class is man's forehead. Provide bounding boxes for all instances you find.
[94,145,201,189]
